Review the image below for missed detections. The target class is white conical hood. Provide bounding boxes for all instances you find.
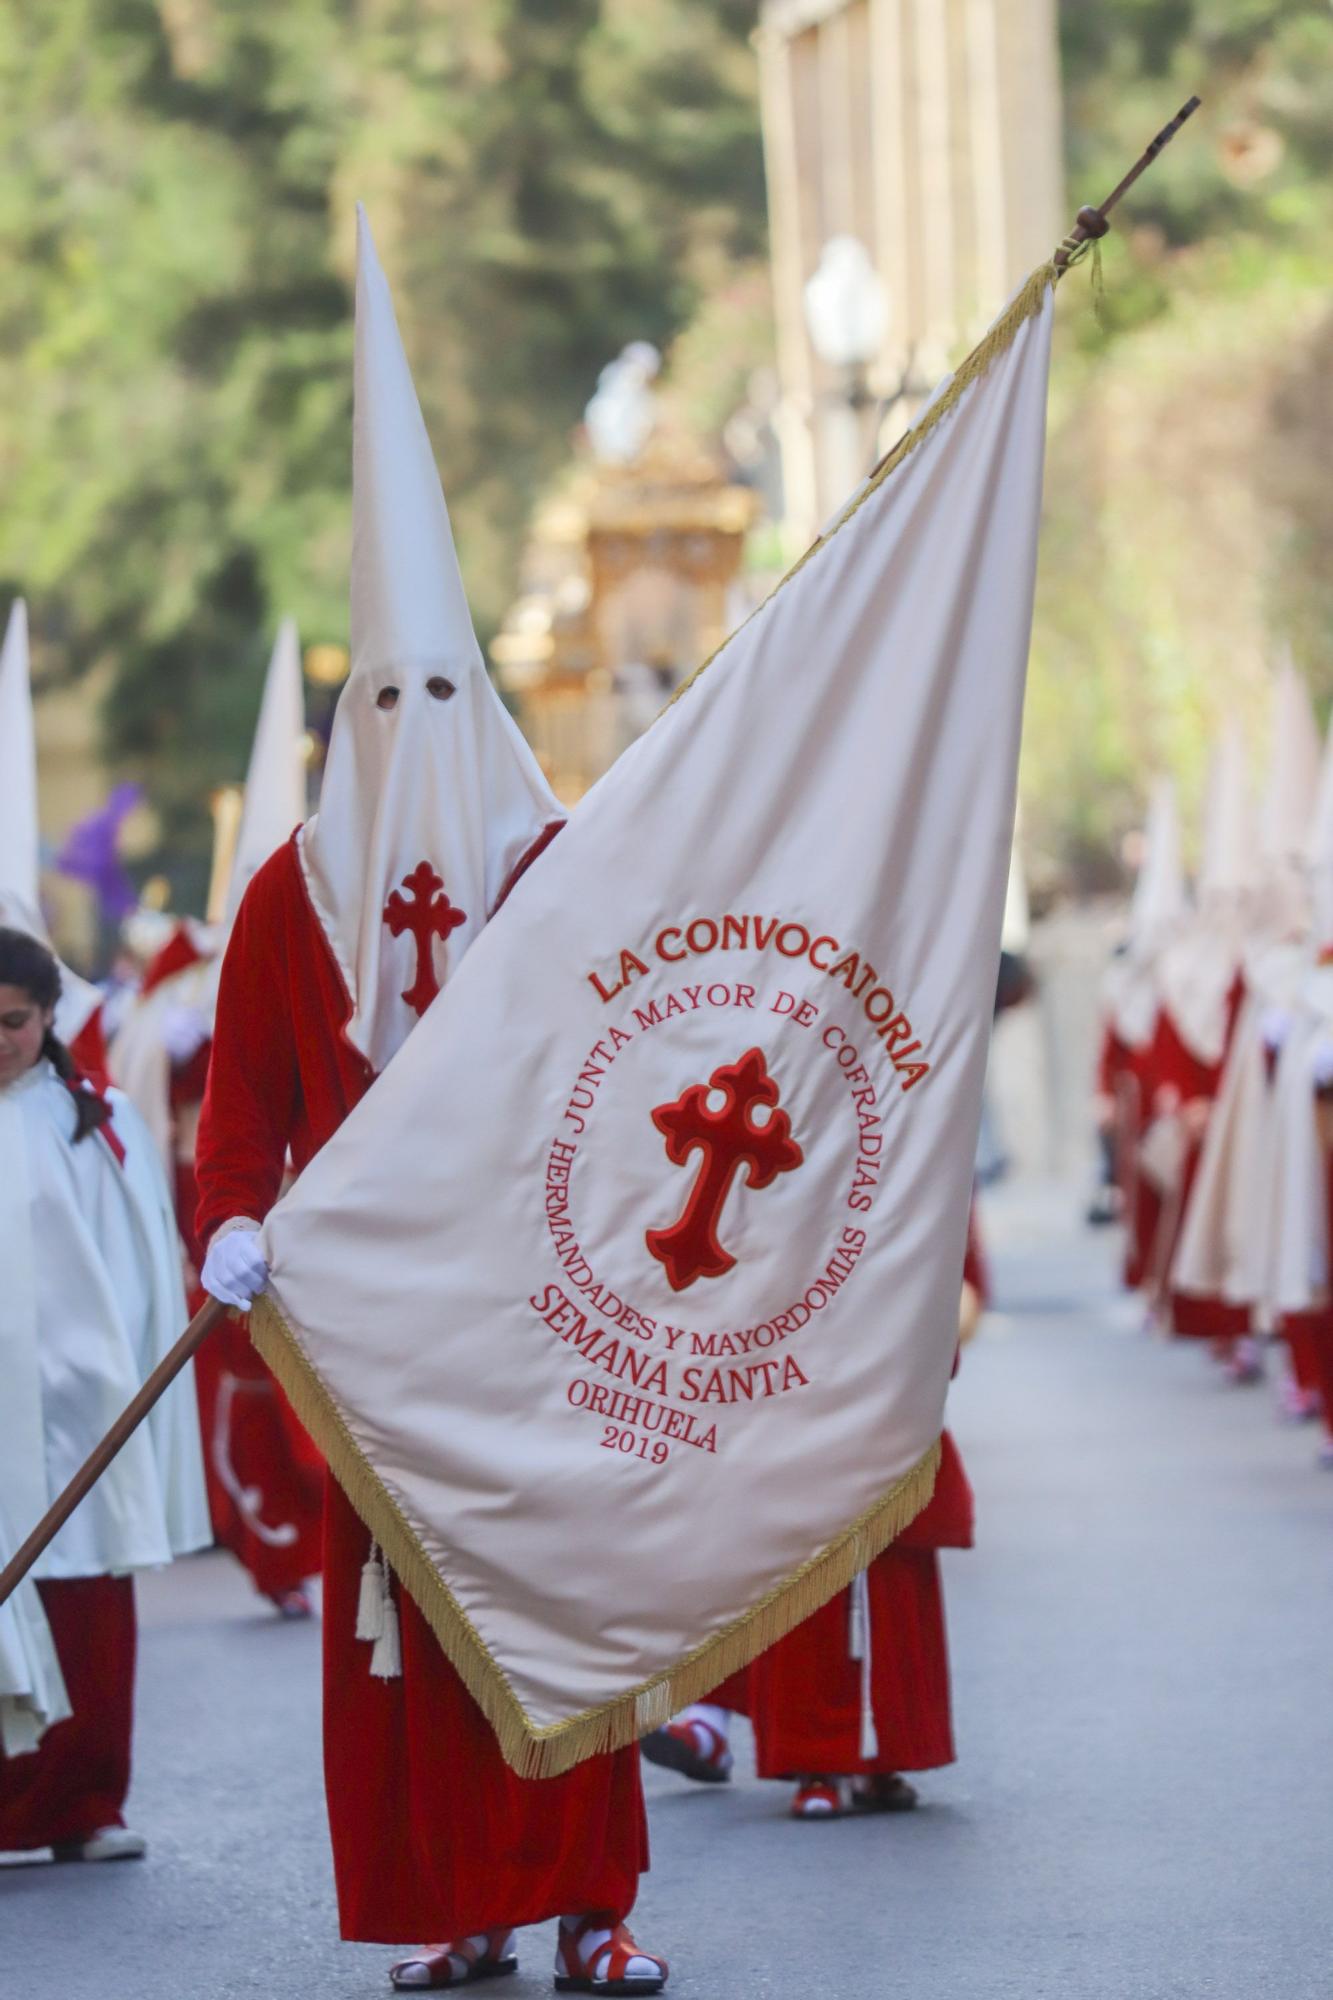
[0,600,39,917]
[225,618,307,927]
[1129,776,1187,953]
[1157,731,1251,1065]
[0,599,102,1046]
[1199,722,1255,906]
[300,209,564,1072]
[111,624,303,1152]
[1306,704,1333,950]
[1000,818,1029,955]
[1102,778,1187,1048]
[1261,656,1320,868]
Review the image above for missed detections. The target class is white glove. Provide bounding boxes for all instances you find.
[160,1002,211,1065]
[201,1226,269,1310]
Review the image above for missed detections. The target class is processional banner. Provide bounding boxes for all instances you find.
[254,267,1057,1775]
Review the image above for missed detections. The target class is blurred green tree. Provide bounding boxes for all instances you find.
[0,0,763,902]
[5,2,1332,899]
[1020,0,1333,887]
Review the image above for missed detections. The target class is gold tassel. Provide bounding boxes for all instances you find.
[356,1542,385,1642]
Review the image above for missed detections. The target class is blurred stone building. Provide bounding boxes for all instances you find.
[757,2,1097,1183]
[757,0,1064,534]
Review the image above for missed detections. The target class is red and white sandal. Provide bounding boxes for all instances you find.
[790,1778,843,1820]
[639,1715,733,1785]
[554,1916,668,1995]
[389,1930,518,1990]
[267,1585,314,1620]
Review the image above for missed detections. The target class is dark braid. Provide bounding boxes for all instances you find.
[0,925,110,1144]
[42,1023,112,1143]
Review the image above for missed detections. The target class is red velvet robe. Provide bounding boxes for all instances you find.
[195,833,647,1942]
[744,1430,972,1778]
[1278,1121,1333,1439]
[140,923,205,997]
[171,1052,323,1601]
[1096,1022,1158,1291]
[715,1227,981,1772]
[0,1577,135,1850]
[1146,994,1250,1340]
[136,917,324,1602]
[68,1007,109,1093]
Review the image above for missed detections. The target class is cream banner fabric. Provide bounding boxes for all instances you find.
[256,270,1056,1775]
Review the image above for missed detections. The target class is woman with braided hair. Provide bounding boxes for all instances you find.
[0,927,208,1863]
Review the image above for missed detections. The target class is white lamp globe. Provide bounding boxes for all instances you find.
[803,236,890,370]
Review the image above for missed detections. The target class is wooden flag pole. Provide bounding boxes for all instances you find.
[859,96,1202,491]
[1053,94,1202,272]
[0,1296,227,1608]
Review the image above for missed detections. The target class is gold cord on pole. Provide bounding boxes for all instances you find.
[1053,95,1202,275]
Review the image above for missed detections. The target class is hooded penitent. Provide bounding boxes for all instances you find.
[108,621,308,1169]
[1254,703,1333,1317]
[1306,703,1333,957]
[1103,776,1188,1051]
[0,600,39,918]
[251,260,1057,1771]
[226,618,308,927]
[1256,656,1320,942]
[1261,656,1320,872]
[1174,680,1324,1317]
[1157,723,1253,1069]
[297,208,564,1075]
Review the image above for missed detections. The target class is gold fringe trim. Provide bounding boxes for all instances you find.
[250,1291,942,1779]
[663,261,1058,716]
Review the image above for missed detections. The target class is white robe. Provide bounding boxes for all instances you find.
[0,1061,210,1588]
[0,1500,69,1757]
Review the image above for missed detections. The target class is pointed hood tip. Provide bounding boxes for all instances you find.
[1262,658,1320,864]
[0,592,40,916]
[349,191,478,685]
[309,205,562,1072]
[355,204,379,265]
[1129,774,1186,952]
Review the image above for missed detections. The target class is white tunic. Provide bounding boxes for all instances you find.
[0,1500,69,1756]
[0,1060,210,1585]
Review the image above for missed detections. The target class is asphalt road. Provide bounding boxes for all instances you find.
[5,1181,1333,1999]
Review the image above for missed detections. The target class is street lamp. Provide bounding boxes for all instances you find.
[803,235,889,401]
[803,236,891,514]
[803,236,933,513]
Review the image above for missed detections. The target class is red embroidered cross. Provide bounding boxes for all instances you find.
[646,1046,804,1293]
[381,862,467,1018]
